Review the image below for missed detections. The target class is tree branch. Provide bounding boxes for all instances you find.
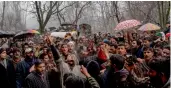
[43,1,57,26]
[52,2,76,14]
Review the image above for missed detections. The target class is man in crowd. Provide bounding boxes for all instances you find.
[25,60,49,88]
[0,48,16,88]
[16,47,38,88]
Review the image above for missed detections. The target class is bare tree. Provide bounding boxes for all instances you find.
[125,1,158,23]
[157,1,170,29]
[111,1,122,23]
[35,1,57,33]
[54,1,76,25]
[73,1,91,25]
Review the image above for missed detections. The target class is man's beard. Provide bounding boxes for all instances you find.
[35,70,44,75]
[26,55,33,60]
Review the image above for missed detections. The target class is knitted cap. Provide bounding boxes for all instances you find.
[0,48,6,54]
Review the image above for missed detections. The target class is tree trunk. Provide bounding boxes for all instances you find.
[161,1,165,29]
[39,24,44,33]
[113,1,120,23]
[1,1,5,30]
[158,2,162,27]
[166,2,170,23]
[157,1,170,30]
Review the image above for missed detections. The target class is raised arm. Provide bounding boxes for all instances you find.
[50,45,60,61]
[46,36,60,61]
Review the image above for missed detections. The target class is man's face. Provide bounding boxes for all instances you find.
[66,55,75,66]
[43,48,48,54]
[143,40,150,47]
[87,47,93,53]
[26,52,34,59]
[110,38,117,44]
[35,63,46,74]
[68,44,74,51]
[154,47,163,56]
[61,45,68,55]
[144,50,153,60]
[109,46,116,54]
[132,33,137,38]
[14,58,21,63]
[14,51,21,57]
[0,51,7,59]
[104,43,110,51]
[162,48,170,57]
[24,45,29,50]
[43,55,49,63]
[117,46,127,56]
[48,52,53,58]
[132,41,137,48]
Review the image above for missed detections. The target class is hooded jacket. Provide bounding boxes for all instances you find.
[50,45,85,88]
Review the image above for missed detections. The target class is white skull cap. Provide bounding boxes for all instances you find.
[25,48,33,53]
[67,41,75,45]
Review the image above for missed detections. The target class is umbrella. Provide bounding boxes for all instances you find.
[114,19,141,30]
[138,23,160,31]
[0,30,14,38]
[14,31,34,39]
[28,29,40,34]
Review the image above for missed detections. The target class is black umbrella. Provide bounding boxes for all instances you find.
[0,30,15,38]
[13,31,34,39]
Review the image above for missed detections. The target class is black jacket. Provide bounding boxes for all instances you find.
[0,59,16,88]
[24,71,49,88]
[16,58,38,88]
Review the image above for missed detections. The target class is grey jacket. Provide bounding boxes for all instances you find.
[50,45,85,88]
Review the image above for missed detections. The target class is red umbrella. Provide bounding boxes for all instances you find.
[114,19,141,30]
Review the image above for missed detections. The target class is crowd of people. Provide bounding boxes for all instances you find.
[0,23,170,88]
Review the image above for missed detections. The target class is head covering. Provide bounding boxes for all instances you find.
[155,32,162,37]
[103,39,111,45]
[86,60,100,77]
[25,48,33,53]
[156,32,165,40]
[13,48,21,53]
[0,48,6,54]
[67,41,75,46]
[64,73,84,88]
